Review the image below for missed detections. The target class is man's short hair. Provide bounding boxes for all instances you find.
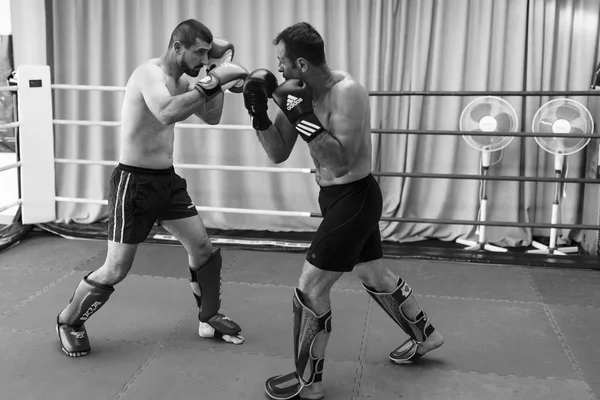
[273,22,326,66]
[169,19,213,48]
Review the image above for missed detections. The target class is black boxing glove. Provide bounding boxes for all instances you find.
[272,79,325,142]
[242,69,278,130]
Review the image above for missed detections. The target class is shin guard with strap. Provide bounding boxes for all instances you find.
[265,288,332,400]
[189,248,240,336]
[57,273,114,356]
[364,278,434,342]
[60,273,114,326]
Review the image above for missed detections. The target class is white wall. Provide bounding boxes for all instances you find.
[10,0,47,66]
[0,0,11,35]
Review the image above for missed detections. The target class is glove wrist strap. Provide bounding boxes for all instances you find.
[252,113,272,131]
[195,76,222,102]
[294,112,324,143]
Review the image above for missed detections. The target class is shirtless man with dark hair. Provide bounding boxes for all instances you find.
[56,19,249,357]
[243,22,444,399]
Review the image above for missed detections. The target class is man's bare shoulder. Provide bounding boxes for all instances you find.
[330,71,368,104]
[128,59,165,86]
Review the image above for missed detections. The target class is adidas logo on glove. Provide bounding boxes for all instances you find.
[286,94,303,110]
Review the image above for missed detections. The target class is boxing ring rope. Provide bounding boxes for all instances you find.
[0,122,20,130]
[53,158,598,184]
[371,129,596,138]
[0,200,22,214]
[48,83,600,97]
[0,161,21,173]
[53,119,250,130]
[54,158,313,174]
[53,118,592,139]
[369,90,600,96]
[51,84,125,92]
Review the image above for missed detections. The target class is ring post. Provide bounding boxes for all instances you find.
[17,65,56,224]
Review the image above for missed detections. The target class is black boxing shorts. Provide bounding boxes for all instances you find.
[307,174,383,272]
[107,163,198,244]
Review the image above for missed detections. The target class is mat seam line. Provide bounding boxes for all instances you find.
[121,275,598,309]
[540,304,596,400]
[527,270,596,400]
[351,297,372,400]
[113,307,194,400]
[223,251,246,276]
[221,281,549,306]
[0,269,78,317]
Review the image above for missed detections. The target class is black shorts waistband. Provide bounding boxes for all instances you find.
[117,163,174,175]
[319,174,373,192]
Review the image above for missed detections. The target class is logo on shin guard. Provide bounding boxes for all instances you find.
[70,331,86,339]
[80,301,103,321]
[401,283,411,297]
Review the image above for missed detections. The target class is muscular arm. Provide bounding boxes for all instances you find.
[188,79,224,125]
[257,109,299,163]
[308,82,369,177]
[138,64,217,126]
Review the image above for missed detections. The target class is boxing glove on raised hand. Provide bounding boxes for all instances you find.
[206,38,246,93]
[206,37,235,72]
[272,79,324,142]
[242,69,278,130]
[195,62,249,101]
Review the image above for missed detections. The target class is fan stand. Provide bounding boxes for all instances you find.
[526,152,578,255]
[456,148,508,252]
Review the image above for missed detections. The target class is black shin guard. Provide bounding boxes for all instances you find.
[364,277,435,342]
[265,288,332,400]
[189,248,240,336]
[57,273,114,356]
[60,273,114,326]
[189,248,222,321]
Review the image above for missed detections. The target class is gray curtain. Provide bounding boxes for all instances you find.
[50,0,600,246]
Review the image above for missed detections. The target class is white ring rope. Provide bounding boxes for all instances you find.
[53,120,120,127]
[0,121,20,129]
[51,84,126,92]
[51,84,238,94]
[174,123,251,130]
[195,206,312,217]
[0,86,17,92]
[0,199,22,213]
[54,159,116,166]
[54,197,313,217]
[175,164,312,173]
[0,161,21,173]
[53,119,252,130]
[53,158,313,174]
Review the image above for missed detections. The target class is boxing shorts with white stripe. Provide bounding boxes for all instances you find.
[107,163,198,244]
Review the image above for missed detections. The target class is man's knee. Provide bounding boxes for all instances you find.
[298,278,325,301]
[189,238,213,265]
[95,260,132,285]
[297,262,341,304]
[355,259,396,293]
[354,259,378,280]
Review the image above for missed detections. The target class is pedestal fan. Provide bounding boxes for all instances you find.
[527,99,594,255]
[457,96,518,252]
